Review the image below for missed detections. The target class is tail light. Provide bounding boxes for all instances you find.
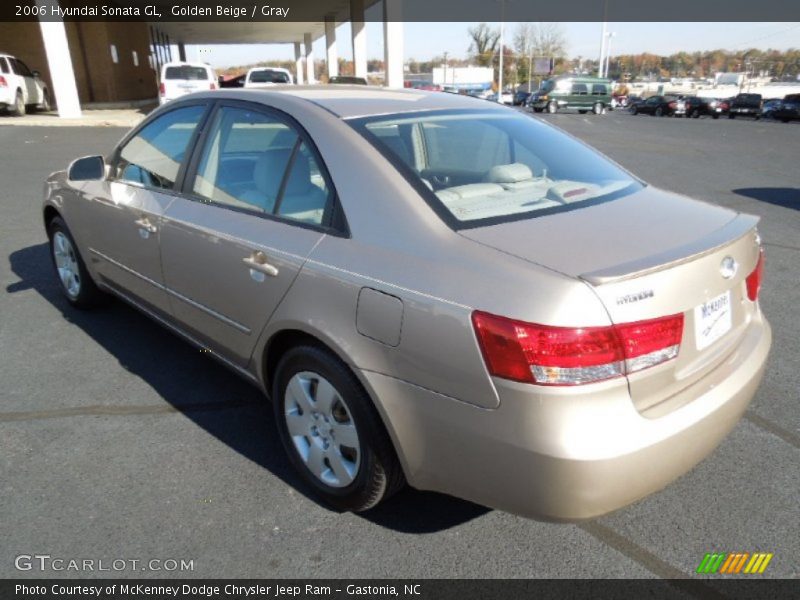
[0,76,7,87]
[209,82,217,90]
[159,82,165,96]
[472,311,684,386]
[746,248,765,301]
[669,101,677,109]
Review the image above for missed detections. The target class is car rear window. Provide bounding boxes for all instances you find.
[249,70,290,84]
[0,57,8,74]
[351,110,642,229]
[164,66,210,81]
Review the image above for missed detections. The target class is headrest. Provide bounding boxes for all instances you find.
[486,163,534,184]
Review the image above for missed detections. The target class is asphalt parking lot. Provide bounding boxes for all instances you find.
[1,110,797,583]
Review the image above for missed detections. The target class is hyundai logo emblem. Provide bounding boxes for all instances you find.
[720,256,738,279]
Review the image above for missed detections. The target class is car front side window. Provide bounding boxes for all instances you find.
[116,104,206,190]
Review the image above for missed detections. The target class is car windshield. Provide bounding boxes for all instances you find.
[538,80,555,93]
[164,66,209,80]
[249,70,290,83]
[352,110,642,228]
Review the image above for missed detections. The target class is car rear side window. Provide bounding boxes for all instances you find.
[12,59,33,77]
[116,104,205,189]
[571,83,588,95]
[165,66,209,80]
[191,106,332,227]
[0,58,8,74]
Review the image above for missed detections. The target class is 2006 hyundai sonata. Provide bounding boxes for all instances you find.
[43,87,770,520]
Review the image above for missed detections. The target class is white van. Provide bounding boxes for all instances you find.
[159,62,217,105]
[244,67,294,88]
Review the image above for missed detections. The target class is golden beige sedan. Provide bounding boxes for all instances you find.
[43,87,770,520]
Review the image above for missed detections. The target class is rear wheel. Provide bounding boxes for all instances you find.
[655,107,664,117]
[578,110,588,114]
[592,102,605,115]
[532,107,543,113]
[47,216,106,308]
[273,345,405,512]
[691,109,700,118]
[547,101,558,114]
[631,106,638,115]
[728,113,735,119]
[11,90,25,116]
[38,90,51,112]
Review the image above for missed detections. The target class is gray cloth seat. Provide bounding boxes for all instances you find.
[238,148,293,212]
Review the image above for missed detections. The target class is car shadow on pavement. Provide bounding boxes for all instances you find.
[733,187,799,211]
[7,242,489,533]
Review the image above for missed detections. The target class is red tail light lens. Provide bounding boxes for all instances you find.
[0,76,7,87]
[472,311,684,386]
[159,82,165,96]
[209,82,217,90]
[669,101,677,108]
[746,248,765,301]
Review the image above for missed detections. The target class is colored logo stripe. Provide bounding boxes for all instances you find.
[697,552,773,574]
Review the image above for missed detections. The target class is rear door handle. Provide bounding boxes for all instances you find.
[134,217,157,236]
[243,251,279,279]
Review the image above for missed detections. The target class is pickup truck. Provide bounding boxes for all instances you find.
[728,93,762,119]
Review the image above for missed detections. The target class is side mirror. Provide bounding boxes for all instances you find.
[32,70,41,78]
[68,155,105,181]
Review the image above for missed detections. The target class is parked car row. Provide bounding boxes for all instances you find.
[628,92,800,122]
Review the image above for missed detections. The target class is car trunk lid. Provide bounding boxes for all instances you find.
[460,187,762,414]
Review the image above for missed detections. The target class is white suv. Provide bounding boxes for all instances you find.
[159,61,217,105]
[244,67,294,88]
[0,53,49,116]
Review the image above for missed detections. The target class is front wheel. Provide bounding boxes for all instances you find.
[38,90,51,112]
[547,101,558,114]
[532,107,543,113]
[47,216,107,308]
[728,113,735,119]
[655,107,664,117]
[273,345,405,512]
[631,106,638,115]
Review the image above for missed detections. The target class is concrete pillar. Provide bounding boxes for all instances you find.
[178,42,186,62]
[383,0,404,88]
[36,1,81,118]
[304,33,316,84]
[165,34,173,61]
[325,16,338,80]
[350,0,367,79]
[294,43,304,85]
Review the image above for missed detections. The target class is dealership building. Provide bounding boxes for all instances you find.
[0,0,404,118]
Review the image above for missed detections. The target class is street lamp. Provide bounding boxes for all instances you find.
[604,32,616,79]
[496,0,507,102]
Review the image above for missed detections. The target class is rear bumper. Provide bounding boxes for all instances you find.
[362,313,770,520]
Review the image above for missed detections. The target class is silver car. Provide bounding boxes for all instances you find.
[43,87,770,520]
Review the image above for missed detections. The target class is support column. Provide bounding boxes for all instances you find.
[37,1,81,118]
[304,33,316,84]
[178,42,186,62]
[165,34,173,61]
[383,0,404,88]
[325,16,338,79]
[350,0,367,79]
[294,42,304,85]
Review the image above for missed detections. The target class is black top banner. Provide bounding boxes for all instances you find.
[6,0,800,22]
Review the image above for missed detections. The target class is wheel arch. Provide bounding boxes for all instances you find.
[43,204,61,231]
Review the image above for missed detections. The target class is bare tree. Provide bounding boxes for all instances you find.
[468,23,500,67]
[530,23,567,60]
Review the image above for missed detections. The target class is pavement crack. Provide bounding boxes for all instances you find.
[578,521,727,599]
[0,399,258,423]
[762,241,800,252]
[744,410,800,449]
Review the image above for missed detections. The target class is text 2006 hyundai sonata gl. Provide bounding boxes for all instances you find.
[43,87,770,520]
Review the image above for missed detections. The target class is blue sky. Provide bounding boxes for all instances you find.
[190,22,800,68]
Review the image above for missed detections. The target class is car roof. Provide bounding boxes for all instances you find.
[162,61,212,70]
[197,86,508,119]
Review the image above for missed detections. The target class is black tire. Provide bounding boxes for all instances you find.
[547,101,558,114]
[47,216,107,309]
[782,118,790,123]
[578,110,588,114]
[691,109,700,119]
[712,114,719,119]
[631,106,638,115]
[272,345,405,512]
[592,102,604,115]
[38,89,51,112]
[655,107,663,117]
[532,107,543,113]
[728,113,735,119]
[11,90,26,116]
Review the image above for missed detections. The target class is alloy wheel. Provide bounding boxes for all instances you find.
[284,371,361,488]
[52,231,81,298]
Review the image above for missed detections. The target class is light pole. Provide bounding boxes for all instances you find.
[497,0,506,102]
[604,32,616,79]
[443,51,448,87]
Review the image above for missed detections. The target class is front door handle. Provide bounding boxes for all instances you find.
[134,217,157,237]
[243,251,279,279]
